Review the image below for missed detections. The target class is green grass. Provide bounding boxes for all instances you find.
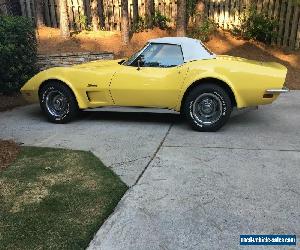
[0,147,128,250]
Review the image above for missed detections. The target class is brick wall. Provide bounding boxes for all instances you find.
[37,52,114,71]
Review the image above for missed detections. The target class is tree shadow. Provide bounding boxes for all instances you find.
[80,110,181,124]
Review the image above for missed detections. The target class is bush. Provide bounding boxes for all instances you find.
[75,13,88,31]
[132,16,146,32]
[132,11,170,32]
[0,15,38,94]
[152,11,170,30]
[188,18,217,42]
[232,6,278,44]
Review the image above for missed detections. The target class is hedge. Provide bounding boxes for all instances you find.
[0,15,38,94]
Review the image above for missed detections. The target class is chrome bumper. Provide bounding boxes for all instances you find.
[265,87,290,94]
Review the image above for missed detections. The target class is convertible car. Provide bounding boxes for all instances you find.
[21,37,289,131]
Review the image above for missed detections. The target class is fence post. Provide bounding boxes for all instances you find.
[289,4,299,49]
[282,0,292,47]
[223,0,229,29]
[277,0,286,46]
[296,15,300,49]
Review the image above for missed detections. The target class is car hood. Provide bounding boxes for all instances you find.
[72,59,124,69]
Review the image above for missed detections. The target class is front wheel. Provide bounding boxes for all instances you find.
[183,84,232,132]
[39,82,79,123]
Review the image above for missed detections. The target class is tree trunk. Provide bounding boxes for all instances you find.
[132,0,138,27]
[59,0,70,38]
[98,0,105,29]
[35,0,45,27]
[121,0,130,45]
[195,0,205,25]
[145,0,154,28]
[91,0,100,31]
[176,0,186,36]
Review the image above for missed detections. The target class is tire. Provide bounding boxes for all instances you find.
[39,81,79,123]
[183,83,232,132]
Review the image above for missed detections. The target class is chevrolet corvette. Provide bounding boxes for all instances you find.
[21,37,289,131]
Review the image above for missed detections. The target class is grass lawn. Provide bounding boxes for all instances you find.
[0,147,127,249]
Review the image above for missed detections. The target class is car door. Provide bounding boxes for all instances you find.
[109,43,189,109]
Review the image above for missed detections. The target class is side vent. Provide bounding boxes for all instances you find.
[86,91,106,103]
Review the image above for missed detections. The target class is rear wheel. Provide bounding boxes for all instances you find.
[39,82,79,123]
[183,83,232,132]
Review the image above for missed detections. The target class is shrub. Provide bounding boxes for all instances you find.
[0,15,38,94]
[132,16,146,32]
[75,13,88,31]
[232,6,278,44]
[132,11,170,32]
[187,0,198,17]
[152,11,170,30]
[188,18,217,42]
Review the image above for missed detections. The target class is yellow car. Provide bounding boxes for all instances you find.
[21,37,288,131]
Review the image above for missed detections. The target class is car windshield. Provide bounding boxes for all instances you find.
[122,44,148,66]
[123,43,184,68]
[200,42,214,56]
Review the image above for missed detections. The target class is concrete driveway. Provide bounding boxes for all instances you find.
[1,92,299,249]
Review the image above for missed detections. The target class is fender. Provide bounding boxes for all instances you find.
[24,67,92,109]
[175,65,245,111]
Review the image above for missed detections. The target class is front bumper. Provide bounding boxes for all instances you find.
[265,87,290,94]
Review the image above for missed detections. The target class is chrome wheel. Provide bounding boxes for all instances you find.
[192,93,222,125]
[45,90,69,118]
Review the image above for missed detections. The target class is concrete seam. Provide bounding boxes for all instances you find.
[133,123,174,186]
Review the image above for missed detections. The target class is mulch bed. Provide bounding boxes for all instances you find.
[0,93,28,112]
[0,140,20,170]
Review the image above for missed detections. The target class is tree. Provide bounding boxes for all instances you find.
[145,0,154,28]
[98,0,105,29]
[194,0,205,25]
[121,0,130,45]
[35,0,45,27]
[176,0,187,36]
[91,0,100,31]
[59,0,70,38]
[187,0,205,25]
[132,0,138,27]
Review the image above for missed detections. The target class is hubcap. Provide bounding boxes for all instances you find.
[192,93,222,125]
[45,90,69,117]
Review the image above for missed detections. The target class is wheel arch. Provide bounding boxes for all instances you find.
[179,77,238,113]
[38,78,86,109]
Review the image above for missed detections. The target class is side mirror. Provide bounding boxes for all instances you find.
[118,59,126,65]
[136,55,144,70]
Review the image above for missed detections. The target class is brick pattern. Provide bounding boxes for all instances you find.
[37,52,115,71]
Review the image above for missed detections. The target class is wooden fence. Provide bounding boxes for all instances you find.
[204,0,300,49]
[18,0,177,29]
[18,0,300,49]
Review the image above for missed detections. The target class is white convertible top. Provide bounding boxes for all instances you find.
[148,37,216,62]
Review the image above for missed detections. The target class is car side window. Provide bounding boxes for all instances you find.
[132,43,184,68]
